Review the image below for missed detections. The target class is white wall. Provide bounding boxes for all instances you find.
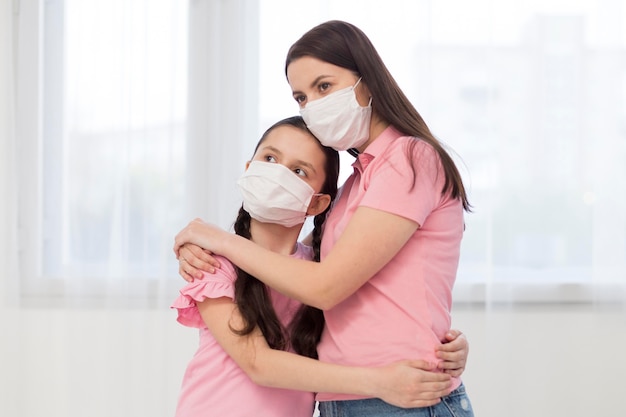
[1,301,624,417]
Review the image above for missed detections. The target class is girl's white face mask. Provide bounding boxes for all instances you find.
[299,78,372,151]
[236,161,317,228]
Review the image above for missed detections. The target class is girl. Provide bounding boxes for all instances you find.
[172,116,454,417]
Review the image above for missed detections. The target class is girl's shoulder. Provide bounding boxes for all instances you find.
[293,241,315,261]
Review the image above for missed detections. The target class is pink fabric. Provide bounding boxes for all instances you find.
[172,243,315,417]
[316,126,464,401]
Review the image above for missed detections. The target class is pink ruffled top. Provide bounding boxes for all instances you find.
[172,242,315,417]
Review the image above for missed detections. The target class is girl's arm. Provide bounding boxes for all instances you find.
[175,206,417,310]
[199,296,452,408]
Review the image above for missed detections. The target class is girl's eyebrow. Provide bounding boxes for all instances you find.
[295,158,317,175]
[260,145,283,156]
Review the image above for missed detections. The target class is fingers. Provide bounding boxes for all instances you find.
[445,328,462,341]
[178,243,222,282]
[179,245,218,275]
[186,245,220,269]
[402,375,452,408]
[442,368,464,377]
[436,352,466,377]
[178,253,205,281]
[436,350,466,369]
[178,262,196,283]
[435,330,468,376]
[404,359,438,372]
[407,382,450,407]
[408,398,442,408]
[438,330,466,350]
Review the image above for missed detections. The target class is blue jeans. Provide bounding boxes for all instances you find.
[318,383,474,417]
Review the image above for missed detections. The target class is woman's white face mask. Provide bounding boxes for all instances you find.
[236,161,319,228]
[300,78,372,151]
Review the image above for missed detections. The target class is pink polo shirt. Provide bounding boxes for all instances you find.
[316,126,464,402]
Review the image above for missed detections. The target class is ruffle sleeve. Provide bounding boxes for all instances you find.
[171,265,236,328]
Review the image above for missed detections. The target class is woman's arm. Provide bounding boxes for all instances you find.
[175,207,417,309]
[198,296,451,408]
[177,229,312,282]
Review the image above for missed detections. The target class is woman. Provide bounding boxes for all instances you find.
[176,21,474,416]
[173,116,454,417]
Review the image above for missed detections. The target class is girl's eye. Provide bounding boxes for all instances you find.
[294,168,307,177]
[265,155,277,163]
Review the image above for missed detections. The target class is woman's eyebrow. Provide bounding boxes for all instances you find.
[291,75,333,97]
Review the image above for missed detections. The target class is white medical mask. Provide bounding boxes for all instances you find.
[236,161,317,228]
[300,78,372,151]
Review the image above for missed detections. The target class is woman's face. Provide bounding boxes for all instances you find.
[250,125,328,194]
[287,56,371,109]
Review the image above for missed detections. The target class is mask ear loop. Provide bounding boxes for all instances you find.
[348,79,371,158]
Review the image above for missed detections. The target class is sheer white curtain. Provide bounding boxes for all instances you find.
[0,0,20,414]
[14,0,258,308]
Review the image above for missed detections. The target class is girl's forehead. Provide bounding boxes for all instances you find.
[257,126,325,161]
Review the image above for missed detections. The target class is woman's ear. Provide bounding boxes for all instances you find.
[306,194,331,216]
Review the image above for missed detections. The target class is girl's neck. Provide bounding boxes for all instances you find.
[248,219,302,255]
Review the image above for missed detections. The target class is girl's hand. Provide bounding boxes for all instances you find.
[436,329,468,377]
[174,218,226,282]
[177,243,220,282]
[372,360,451,408]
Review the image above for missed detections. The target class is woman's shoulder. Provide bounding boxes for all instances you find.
[382,133,440,168]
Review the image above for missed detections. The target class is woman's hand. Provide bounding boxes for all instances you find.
[371,360,451,408]
[174,218,227,282]
[436,329,468,377]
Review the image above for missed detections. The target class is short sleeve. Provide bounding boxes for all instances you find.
[361,139,443,227]
[170,256,237,329]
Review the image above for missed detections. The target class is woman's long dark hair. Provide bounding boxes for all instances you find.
[286,20,471,211]
[231,116,339,359]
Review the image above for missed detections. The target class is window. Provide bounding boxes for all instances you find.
[18,0,189,306]
[15,0,625,306]
[17,0,258,307]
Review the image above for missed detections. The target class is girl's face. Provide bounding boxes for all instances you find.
[287,56,371,109]
[250,125,328,195]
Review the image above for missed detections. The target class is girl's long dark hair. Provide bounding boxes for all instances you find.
[231,116,339,359]
[286,20,471,211]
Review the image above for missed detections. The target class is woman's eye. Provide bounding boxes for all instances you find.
[319,82,330,92]
[294,95,306,104]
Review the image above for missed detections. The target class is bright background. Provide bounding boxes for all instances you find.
[1,0,625,416]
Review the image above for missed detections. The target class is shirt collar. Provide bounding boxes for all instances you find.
[353,125,403,171]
